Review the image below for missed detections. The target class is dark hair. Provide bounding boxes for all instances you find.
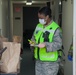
[38,6,52,18]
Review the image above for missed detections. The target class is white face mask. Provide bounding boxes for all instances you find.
[39,19,46,25]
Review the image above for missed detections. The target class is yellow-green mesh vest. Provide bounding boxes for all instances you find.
[34,21,61,61]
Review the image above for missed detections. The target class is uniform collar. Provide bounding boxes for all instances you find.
[44,20,53,27]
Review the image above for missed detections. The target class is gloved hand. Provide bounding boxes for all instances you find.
[37,43,46,48]
[68,55,73,61]
[28,39,35,46]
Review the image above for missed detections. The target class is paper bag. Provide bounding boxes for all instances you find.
[1,42,21,73]
[13,35,23,55]
[13,36,22,43]
[0,36,8,59]
[0,36,8,49]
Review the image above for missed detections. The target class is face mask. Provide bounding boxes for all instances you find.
[39,19,46,25]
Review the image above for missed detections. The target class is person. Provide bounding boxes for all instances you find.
[29,6,62,75]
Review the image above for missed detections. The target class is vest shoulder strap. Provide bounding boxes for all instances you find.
[43,21,60,42]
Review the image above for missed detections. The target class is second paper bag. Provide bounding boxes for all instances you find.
[1,42,21,73]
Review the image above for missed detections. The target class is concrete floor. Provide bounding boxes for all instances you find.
[19,48,35,75]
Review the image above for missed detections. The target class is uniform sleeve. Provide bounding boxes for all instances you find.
[31,34,35,41]
[45,28,62,52]
[31,24,38,41]
[30,27,36,51]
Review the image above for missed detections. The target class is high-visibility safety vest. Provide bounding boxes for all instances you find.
[34,21,61,61]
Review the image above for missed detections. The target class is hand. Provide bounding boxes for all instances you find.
[30,44,35,46]
[28,39,34,44]
[38,43,46,48]
[28,40,35,46]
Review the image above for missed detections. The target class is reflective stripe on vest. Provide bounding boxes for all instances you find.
[34,21,60,61]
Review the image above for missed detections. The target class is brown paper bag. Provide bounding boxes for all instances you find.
[0,36,8,59]
[17,59,20,73]
[13,35,22,71]
[1,42,21,73]
[0,36,8,49]
[13,36,22,43]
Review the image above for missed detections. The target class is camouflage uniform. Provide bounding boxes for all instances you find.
[31,21,62,75]
[35,60,59,75]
